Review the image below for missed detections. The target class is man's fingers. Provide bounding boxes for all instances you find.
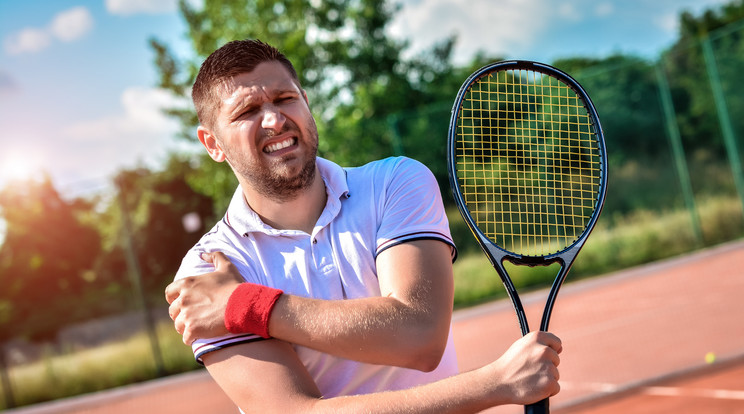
[164,281,181,304]
[538,333,562,367]
[182,326,196,346]
[550,380,561,397]
[168,296,182,321]
[201,250,233,271]
[549,348,561,367]
[200,250,225,265]
[534,331,562,354]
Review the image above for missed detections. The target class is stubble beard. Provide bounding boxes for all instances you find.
[225,120,319,203]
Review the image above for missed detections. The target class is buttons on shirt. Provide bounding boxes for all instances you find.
[310,231,337,278]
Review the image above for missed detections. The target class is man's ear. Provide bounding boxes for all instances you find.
[302,89,310,105]
[197,126,227,162]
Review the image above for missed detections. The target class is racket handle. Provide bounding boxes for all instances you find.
[525,398,549,414]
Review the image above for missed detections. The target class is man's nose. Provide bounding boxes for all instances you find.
[261,105,285,131]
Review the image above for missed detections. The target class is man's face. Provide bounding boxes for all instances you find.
[204,61,319,201]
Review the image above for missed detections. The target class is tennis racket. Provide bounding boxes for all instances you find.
[447,60,607,413]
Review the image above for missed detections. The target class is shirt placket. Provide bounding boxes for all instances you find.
[310,226,344,299]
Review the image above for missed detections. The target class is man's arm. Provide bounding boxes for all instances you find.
[203,331,562,414]
[269,238,454,371]
[167,239,454,371]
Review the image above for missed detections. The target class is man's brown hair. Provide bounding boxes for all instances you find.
[192,39,299,128]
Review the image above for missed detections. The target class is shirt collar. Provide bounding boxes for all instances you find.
[224,157,349,236]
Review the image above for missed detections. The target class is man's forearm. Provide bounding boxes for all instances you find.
[268,293,451,371]
[298,366,499,414]
[205,330,561,414]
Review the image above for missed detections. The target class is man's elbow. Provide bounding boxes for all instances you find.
[411,349,445,372]
[400,328,448,372]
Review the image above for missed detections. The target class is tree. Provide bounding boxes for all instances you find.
[103,155,215,301]
[0,177,101,341]
[150,0,465,210]
[662,0,744,157]
[552,55,667,164]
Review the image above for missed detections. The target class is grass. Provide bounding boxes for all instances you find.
[451,195,744,307]
[0,320,199,409]
[1,196,743,410]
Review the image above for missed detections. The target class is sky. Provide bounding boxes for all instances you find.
[0,0,733,198]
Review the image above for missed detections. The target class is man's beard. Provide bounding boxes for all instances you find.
[224,120,319,203]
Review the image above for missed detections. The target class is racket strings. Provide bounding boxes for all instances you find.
[455,69,602,257]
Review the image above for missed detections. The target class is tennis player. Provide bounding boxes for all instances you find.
[165,39,561,413]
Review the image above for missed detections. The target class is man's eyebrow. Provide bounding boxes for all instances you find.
[221,80,301,112]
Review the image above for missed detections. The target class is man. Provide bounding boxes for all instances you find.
[166,39,561,413]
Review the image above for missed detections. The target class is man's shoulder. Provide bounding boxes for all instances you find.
[345,156,430,180]
[174,218,247,280]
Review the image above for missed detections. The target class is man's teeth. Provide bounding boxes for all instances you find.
[264,138,295,153]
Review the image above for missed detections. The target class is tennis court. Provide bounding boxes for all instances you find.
[6,240,744,414]
[455,239,744,413]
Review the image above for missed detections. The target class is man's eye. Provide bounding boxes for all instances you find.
[239,107,258,118]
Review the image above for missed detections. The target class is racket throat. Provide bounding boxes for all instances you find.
[493,259,532,335]
[495,257,573,334]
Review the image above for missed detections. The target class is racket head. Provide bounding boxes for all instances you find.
[447,60,607,265]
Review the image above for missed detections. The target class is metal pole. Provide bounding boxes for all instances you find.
[0,347,15,409]
[654,63,703,244]
[701,36,744,217]
[116,180,166,376]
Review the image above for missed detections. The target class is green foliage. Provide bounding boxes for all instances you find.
[553,56,667,164]
[659,1,744,158]
[0,178,102,342]
[109,155,215,297]
[6,1,744,408]
[0,319,198,408]
[451,194,744,308]
[150,0,493,202]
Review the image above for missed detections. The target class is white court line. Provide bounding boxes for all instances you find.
[643,386,744,400]
[560,381,621,394]
[561,382,744,401]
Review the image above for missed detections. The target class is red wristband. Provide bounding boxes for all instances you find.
[225,282,283,338]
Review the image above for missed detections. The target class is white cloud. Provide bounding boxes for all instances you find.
[4,27,51,55]
[65,87,185,142]
[60,87,194,176]
[595,2,614,17]
[557,2,583,22]
[50,7,94,42]
[3,7,93,54]
[105,0,178,15]
[654,12,679,35]
[389,0,551,64]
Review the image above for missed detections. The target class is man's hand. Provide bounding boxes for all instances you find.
[484,331,562,405]
[165,252,244,345]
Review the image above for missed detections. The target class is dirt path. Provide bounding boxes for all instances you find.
[7,240,744,414]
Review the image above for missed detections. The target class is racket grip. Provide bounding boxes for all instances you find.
[525,398,549,414]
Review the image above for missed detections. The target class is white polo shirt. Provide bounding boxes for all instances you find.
[175,156,458,397]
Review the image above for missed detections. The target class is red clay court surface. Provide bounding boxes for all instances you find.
[6,240,744,413]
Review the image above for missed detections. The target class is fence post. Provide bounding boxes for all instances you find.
[701,35,744,218]
[654,63,703,244]
[0,347,15,409]
[116,179,166,376]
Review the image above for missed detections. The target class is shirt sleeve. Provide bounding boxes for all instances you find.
[375,157,457,261]
[174,224,267,364]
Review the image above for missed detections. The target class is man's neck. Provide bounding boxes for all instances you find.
[239,167,327,234]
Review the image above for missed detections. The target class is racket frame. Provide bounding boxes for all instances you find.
[447,60,608,334]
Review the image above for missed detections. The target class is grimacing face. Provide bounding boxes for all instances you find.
[199,61,319,202]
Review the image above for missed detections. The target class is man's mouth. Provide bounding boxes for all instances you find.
[263,137,297,154]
